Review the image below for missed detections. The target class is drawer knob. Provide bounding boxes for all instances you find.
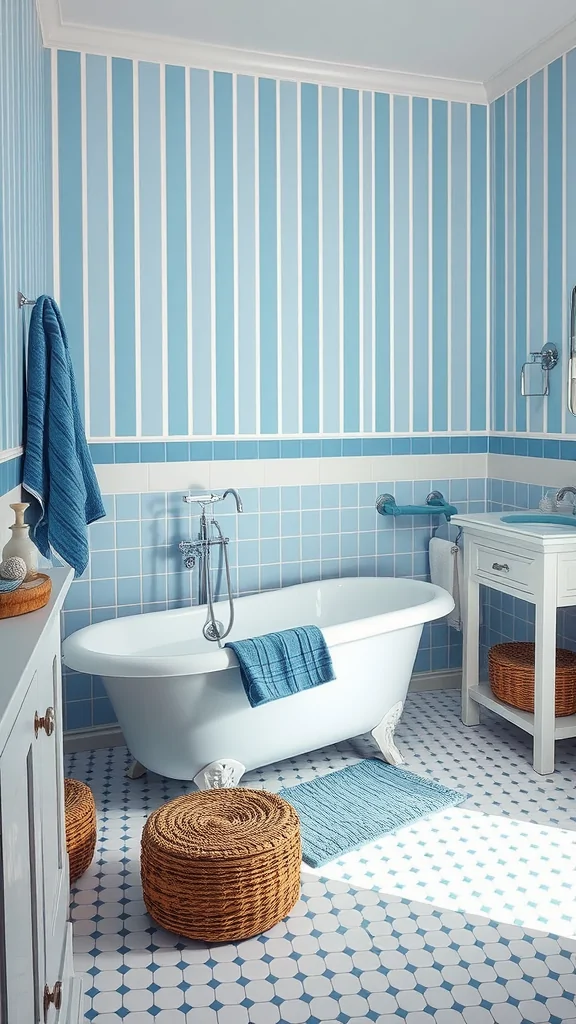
[43,981,62,1021]
[34,706,55,738]
[492,562,510,573]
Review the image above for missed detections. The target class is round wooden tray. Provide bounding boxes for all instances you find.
[0,573,52,619]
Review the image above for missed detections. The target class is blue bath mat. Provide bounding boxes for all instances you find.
[278,758,468,868]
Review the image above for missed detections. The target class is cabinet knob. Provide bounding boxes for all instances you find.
[491,562,510,573]
[43,981,62,1021]
[34,706,55,738]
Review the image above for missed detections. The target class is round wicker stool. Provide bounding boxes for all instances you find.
[489,641,576,717]
[141,789,301,942]
[64,779,97,884]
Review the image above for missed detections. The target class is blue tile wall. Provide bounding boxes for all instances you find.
[89,435,490,464]
[0,455,22,497]
[61,477,486,731]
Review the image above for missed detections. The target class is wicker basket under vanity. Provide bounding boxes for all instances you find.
[488,641,576,717]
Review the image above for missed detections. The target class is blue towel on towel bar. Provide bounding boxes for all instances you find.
[23,296,105,576]
[226,626,336,707]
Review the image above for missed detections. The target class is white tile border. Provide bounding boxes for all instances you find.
[488,453,573,488]
[95,452,488,493]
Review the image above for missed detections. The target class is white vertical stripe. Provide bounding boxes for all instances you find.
[510,89,516,434]
[389,96,395,432]
[232,73,240,436]
[561,54,568,435]
[525,78,531,435]
[254,79,261,435]
[358,91,364,432]
[337,87,344,434]
[371,91,376,434]
[446,103,452,431]
[466,104,472,431]
[318,87,324,433]
[51,48,60,302]
[427,100,433,432]
[296,83,303,433]
[80,52,90,437]
[503,96,509,433]
[132,61,142,437]
[185,66,194,436]
[408,95,414,434]
[275,81,283,433]
[106,55,116,436]
[542,67,549,435]
[159,64,169,436]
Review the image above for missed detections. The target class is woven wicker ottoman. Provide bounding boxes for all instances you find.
[141,789,301,942]
[64,779,97,884]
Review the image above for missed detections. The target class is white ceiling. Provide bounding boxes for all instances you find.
[40,0,576,101]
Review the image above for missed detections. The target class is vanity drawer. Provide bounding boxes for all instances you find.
[473,543,536,594]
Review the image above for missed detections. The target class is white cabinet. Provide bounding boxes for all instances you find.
[0,569,81,1023]
[453,512,576,776]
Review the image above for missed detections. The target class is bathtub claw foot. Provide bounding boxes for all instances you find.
[126,759,147,780]
[371,701,405,766]
[194,759,245,790]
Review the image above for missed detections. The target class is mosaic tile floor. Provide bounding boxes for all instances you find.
[67,690,576,1023]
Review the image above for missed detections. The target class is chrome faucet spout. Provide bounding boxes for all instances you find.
[222,488,243,513]
[556,485,576,502]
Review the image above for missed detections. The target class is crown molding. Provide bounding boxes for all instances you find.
[37,4,487,103]
[485,15,576,101]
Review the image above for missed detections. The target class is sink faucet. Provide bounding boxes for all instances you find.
[556,485,576,502]
[222,488,243,513]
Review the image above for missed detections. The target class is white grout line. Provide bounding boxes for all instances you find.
[276,80,283,433]
[80,51,91,438]
[389,95,395,432]
[132,61,142,437]
[338,87,344,435]
[185,66,194,437]
[208,70,217,435]
[106,55,116,437]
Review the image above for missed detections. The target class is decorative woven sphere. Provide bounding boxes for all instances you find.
[0,556,27,581]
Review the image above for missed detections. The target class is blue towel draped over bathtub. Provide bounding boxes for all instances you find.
[226,626,335,708]
[23,296,106,576]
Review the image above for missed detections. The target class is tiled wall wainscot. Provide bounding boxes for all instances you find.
[62,474,486,731]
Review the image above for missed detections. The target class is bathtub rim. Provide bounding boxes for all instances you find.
[63,576,454,679]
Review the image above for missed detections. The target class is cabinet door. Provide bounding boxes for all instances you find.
[0,672,44,1024]
[35,626,70,1022]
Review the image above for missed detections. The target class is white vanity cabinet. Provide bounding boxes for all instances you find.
[0,569,81,1024]
[453,513,576,776]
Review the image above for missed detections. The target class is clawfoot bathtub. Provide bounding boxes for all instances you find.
[63,577,453,786]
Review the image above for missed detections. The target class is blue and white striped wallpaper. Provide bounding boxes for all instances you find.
[53,52,491,441]
[492,45,576,436]
[0,0,51,457]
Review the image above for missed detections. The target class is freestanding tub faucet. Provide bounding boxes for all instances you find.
[555,485,576,502]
